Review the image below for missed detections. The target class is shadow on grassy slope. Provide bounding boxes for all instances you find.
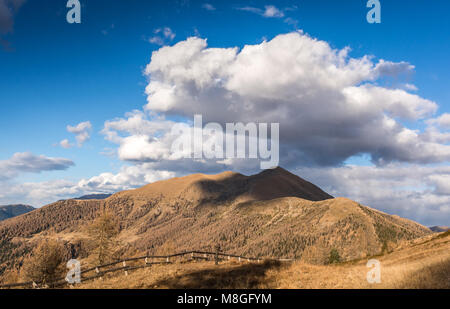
[153,260,283,289]
[395,257,450,289]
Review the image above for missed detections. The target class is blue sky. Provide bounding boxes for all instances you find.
[0,0,449,226]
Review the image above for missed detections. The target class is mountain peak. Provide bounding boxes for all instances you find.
[245,166,333,202]
[256,166,292,175]
[115,166,333,204]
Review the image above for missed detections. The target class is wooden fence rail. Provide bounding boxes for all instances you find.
[0,250,296,289]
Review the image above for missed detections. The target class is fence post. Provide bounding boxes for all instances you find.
[123,261,128,276]
[95,267,102,280]
[238,257,241,262]
[166,256,169,263]
[214,244,221,265]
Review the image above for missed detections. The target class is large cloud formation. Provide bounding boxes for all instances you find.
[111,32,445,168]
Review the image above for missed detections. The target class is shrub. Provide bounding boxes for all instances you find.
[327,248,341,264]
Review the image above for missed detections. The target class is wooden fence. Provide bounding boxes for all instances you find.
[0,250,295,289]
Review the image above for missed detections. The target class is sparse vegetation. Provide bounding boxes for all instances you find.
[156,240,176,256]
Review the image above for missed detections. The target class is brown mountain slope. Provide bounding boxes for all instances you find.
[115,167,333,204]
[0,167,430,277]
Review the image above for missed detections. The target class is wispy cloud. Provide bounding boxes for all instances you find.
[262,5,284,18]
[284,17,299,28]
[61,121,92,148]
[59,139,73,149]
[202,3,216,11]
[101,24,115,36]
[237,5,285,18]
[149,27,176,46]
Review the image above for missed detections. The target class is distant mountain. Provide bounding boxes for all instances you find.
[429,226,450,232]
[0,204,35,221]
[74,194,112,200]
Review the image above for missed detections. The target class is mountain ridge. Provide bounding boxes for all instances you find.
[0,204,35,222]
[113,166,333,205]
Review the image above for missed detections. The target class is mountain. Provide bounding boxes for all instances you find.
[0,205,35,221]
[0,167,431,276]
[115,166,333,204]
[74,194,112,200]
[429,226,450,232]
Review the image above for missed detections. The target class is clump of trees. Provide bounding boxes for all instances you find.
[88,209,120,265]
[327,248,342,264]
[23,239,66,285]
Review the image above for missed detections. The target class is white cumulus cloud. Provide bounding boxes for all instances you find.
[139,32,445,167]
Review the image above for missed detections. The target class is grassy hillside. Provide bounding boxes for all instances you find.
[0,168,431,279]
[74,231,449,289]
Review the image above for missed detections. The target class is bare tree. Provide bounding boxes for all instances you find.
[88,209,120,265]
[23,239,65,285]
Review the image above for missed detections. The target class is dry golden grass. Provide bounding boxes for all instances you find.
[75,259,282,289]
[75,232,449,289]
[266,231,449,289]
